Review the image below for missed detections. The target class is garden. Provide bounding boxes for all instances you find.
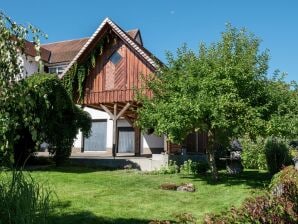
[0,11,298,224]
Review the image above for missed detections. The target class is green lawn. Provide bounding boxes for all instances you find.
[28,166,270,224]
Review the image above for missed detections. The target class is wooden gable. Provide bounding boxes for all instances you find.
[82,30,155,108]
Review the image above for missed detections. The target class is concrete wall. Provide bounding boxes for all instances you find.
[73,106,164,154]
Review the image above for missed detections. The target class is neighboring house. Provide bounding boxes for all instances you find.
[22,18,207,158]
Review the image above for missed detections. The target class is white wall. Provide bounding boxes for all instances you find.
[73,106,164,154]
[20,55,39,77]
[73,106,112,149]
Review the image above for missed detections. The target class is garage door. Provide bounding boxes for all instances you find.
[84,120,107,151]
[118,127,134,153]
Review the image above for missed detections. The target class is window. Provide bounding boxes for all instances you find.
[109,51,122,65]
[48,66,65,75]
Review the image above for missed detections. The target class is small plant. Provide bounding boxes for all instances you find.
[264,137,292,174]
[0,170,53,224]
[204,166,298,224]
[241,136,267,170]
[174,212,197,224]
[180,160,209,175]
[156,160,179,174]
[180,160,198,175]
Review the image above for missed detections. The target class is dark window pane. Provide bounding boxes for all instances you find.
[110,51,122,65]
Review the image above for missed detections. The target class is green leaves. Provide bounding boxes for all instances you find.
[137,24,297,146]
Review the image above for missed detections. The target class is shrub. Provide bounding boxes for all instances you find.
[180,160,209,175]
[0,170,53,224]
[21,74,92,166]
[241,136,267,170]
[156,160,179,174]
[204,166,298,224]
[180,160,198,175]
[264,137,292,174]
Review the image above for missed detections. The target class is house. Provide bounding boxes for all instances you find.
[23,18,207,163]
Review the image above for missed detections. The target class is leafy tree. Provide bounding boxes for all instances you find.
[0,12,91,166]
[0,11,44,165]
[137,25,297,180]
[14,74,91,165]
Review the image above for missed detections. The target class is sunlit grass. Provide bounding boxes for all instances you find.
[27,166,270,224]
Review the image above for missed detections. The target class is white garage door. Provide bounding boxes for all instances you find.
[84,120,107,151]
[118,127,135,153]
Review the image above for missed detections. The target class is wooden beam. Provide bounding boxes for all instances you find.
[116,103,131,119]
[100,104,115,119]
[112,103,117,158]
[134,127,141,156]
[124,116,134,126]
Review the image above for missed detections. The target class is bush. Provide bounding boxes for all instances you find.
[20,74,92,166]
[0,170,53,224]
[241,136,267,170]
[264,137,292,174]
[204,166,298,224]
[155,160,179,174]
[180,160,198,175]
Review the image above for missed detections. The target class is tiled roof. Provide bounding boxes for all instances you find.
[61,18,159,77]
[126,29,139,39]
[42,38,89,64]
[24,40,51,62]
[41,29,141,64]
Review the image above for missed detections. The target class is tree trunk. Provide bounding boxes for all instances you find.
[207,130,219,181]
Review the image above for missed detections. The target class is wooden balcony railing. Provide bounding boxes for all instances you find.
[83,89,152,105]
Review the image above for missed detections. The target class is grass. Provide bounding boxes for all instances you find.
[25,166,270,224]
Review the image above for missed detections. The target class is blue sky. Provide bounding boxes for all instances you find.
[1,0,297,82]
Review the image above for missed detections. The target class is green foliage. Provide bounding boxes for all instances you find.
[137,24,273,180]
[153,160,209,175]
[241,136,267,170]
[62,35,115,100]
[180,160,198,175]
[204,166,298,224]
[180,159,209,175]
[137,24,270,144]
[0,12,46,166]
[264,137,292,174]
[270,165,298,192]
[0,170,53,224]
[22,73,91,165]
[155,160,179,174]
[137,24,298,180]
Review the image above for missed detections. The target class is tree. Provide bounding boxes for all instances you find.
[0,12,91,166]
[136,25,294,180]
[13,73,91,165]
[0,11,43,165]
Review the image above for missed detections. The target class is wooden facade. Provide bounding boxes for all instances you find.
[80,34,154,122]
[62,19,206,156]
[65,23,157,157]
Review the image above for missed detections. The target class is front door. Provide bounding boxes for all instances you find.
[84,120,107,151]
[118,127,134,153]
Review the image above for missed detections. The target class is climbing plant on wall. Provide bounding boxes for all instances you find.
[62,33,117,101]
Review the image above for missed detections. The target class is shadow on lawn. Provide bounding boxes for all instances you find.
[49,211,152,224]
[25,164,119,174]
[181,170,272,189]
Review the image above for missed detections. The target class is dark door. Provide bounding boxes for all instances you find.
[118,127,135,153]
[84,120,107,151]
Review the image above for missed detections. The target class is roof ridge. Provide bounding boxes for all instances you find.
[42,37,90,46]
[60,18,158,78]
